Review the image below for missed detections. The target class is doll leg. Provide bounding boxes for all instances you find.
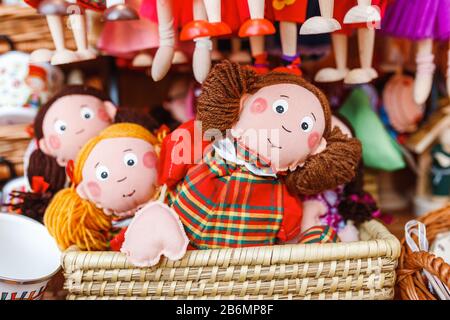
[203,0,231,37]
[343,0,381,25]
[344,28,377,84]
[192,0,212,83]
[229,37,251,63]
[300,0,341,35]
[151,0,175,81]
[248,35,269,74]
[68,8,96,61]
[238,0,275,37]
[103,0,139,21]
[315,33,349,82]
[414,39,435,105]
[273,21,302,75]
[47,15,79,65]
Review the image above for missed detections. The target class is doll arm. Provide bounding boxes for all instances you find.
[151,0,175,81]
[121,201,189,267]
[300,198,327,233]
[276,189,303,242]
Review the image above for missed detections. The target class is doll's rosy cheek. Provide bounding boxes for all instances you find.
[49,135,61,149]
[143,151,157,169]
[97,108,110,122]
[250,98,268,114]
[308,132,320,150]
[87,181,102,198]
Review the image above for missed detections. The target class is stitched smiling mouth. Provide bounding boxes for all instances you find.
[281,125,292,133]
[75,129,85,135]
[122,190,136,198]
[267,138,282,149]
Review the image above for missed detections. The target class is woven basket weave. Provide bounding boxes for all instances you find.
[396,206,450,300]
[0,124,31,180]
[62,220,400,300]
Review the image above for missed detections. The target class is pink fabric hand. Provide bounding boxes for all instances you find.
[121,201,189,267]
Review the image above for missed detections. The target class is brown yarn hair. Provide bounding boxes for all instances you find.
[11,85,159,222]
[197,61,362,195]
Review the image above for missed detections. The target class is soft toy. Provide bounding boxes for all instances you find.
[44,123,189,267]
[10,85,158,221]
[125,61,362,251]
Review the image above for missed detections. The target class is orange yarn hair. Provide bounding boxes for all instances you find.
[44,123,161,251]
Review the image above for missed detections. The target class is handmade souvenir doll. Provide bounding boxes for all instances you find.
[44,123,189,267]
[430,127,450,199]
[382,0,450,104]
[266,0,308,75]
[124,61,362,251]
[26,0,138,65]
[23,65,48,109]
[9,85,158,222]
[301,0,389,84]
[299,115,381,244]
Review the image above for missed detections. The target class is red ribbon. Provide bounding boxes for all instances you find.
[31,176,49,193]
[66,160,75,184]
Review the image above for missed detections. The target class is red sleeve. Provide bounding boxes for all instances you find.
[276,186,303,242]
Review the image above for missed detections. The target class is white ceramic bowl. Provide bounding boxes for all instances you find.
[0,213,61,300]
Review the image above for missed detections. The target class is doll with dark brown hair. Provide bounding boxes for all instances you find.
[122,60,362,254]
[10,85,158,222]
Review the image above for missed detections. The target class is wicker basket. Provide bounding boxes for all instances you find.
[0,124,31,180]
[62,220,400,300]
[0,5,75,53]
[396,206,450,300]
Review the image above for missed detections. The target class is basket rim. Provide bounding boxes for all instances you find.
[62,220,400,272]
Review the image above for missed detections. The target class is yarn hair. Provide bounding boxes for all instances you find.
[196,61,361,195]
[44,123,160,251]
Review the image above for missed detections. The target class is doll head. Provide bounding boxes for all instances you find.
[197,61,362,195]
[44,123,161,251]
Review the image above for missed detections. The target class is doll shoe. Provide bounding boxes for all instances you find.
[30,48,53,63]
[315,68,349,83]
[103,4,139,21]
[132,52,153,67]
[76,49,96,61]
[245,53,270,74]
[229,50,252,64]
[299,16,341,35]
[344,68,377,85]
[209,22,232,37]
[172,50,188,65]
[238,19,276,37]
[50,49,79,65]
[273,59,303,76]
[343,4,381,24]
[413,53,435,105]
[180,20,215,41]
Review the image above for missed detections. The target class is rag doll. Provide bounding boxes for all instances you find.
[23,65,48,109]
[267,0,309,75]
[26,0,138,65]
[430,127,450,199]
[124,61,362,251]
[9,85,158,222]
[299,115,380,243]
[382,0,450,104]
[44,123,189,267]
[301,0,389,84]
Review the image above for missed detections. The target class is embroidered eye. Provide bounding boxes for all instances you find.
[123,153,138,167]
[95,165,110,181]
[54,120,68,134]
[272,99,289,115]
[80,107,94,120]
[300,116,314,133]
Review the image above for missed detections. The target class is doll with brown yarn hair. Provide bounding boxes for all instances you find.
[133,60,362,251]
[10,85,158,222]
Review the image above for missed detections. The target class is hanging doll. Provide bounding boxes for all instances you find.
[44,123,189,267]
[26,0,138,65]
[299,115,380,243]
[300,0,389,84]
[382,0,450,104]
[266,0,308,75]
[9,85,158,222]
[23,64,48,109]
[124,61,362,251]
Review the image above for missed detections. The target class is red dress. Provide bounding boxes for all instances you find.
[334,0,389,35]
[266,0,308,23]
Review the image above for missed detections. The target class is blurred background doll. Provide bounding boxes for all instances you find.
[382,0,450,104]
[430,127,450,200]
[301,0,389,84]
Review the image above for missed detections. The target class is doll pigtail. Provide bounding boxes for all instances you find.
[44,186,111,251]
[285,127,362,196]
[197,60,258,133]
